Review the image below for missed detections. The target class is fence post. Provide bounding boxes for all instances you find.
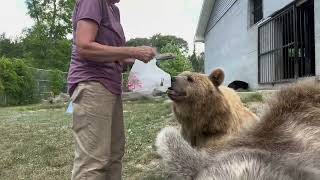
[4,94,7,106]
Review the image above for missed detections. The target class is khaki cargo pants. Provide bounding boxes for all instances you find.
[71,82,125,180]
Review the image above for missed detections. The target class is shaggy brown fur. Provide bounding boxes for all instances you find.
[156,80,320,180]
[222,79,320,154]
[167,68,258,148]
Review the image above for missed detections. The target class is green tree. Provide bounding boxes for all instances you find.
[126,38,151,47]
[127,34,189,53]
[22,0,75,71]
[158,44,192,76]
[25,0,75,39]
[0,33,24,58]
[22,24,72,71]
[151,34,189,53]
[189,45,204,73]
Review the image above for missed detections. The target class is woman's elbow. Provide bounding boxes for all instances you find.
[76,41,92,58]
[76,39,90,50]
[77,47,87,59]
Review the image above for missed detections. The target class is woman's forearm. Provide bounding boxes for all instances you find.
[75,20,155,63]
[78,42,136,63]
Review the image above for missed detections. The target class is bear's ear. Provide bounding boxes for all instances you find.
[209,68,225,87]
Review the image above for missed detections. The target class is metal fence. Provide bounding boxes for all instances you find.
[258,0,315,84]
[0,67,67,106]
[30,67,68,99]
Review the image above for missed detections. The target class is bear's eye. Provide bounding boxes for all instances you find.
[187,76,194,83]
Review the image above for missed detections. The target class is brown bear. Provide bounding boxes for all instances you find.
[166,68,258,149]
[156,80,320,180]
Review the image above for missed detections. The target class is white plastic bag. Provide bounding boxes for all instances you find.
[66,101,73,114]
[128,59,171,95]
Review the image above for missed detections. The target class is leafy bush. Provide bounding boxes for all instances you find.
[49,69,67,96]
[158,44,193,76]
[0,57,37,105]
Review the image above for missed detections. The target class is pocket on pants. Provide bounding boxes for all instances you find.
[71,86,88,132]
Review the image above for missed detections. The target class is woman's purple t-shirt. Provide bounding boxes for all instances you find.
[67,0,126,96]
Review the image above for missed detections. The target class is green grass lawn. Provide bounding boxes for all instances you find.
[0,92,266,180]
[0,99,173,180]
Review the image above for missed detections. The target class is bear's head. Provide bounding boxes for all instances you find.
[167,69,225,103]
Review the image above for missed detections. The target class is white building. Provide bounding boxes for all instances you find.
[195,0,320,89]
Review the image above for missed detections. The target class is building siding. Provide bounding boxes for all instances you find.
[206,0,238,34]
[205,0,259,89]
[204,0,320,89]
[205,0,296,35]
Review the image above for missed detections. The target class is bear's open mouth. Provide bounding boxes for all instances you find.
[167,88,187,101]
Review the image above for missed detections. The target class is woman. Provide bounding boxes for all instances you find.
[67,0,156,179]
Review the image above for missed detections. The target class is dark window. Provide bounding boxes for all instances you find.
[251,0,263,24]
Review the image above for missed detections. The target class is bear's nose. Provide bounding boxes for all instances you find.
[171,76,177,84]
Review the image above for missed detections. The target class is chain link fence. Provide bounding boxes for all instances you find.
[0,67,67,106]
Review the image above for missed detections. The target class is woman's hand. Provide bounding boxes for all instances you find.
[131,46,156,63]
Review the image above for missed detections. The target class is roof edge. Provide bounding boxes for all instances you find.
[194,0,216,43]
